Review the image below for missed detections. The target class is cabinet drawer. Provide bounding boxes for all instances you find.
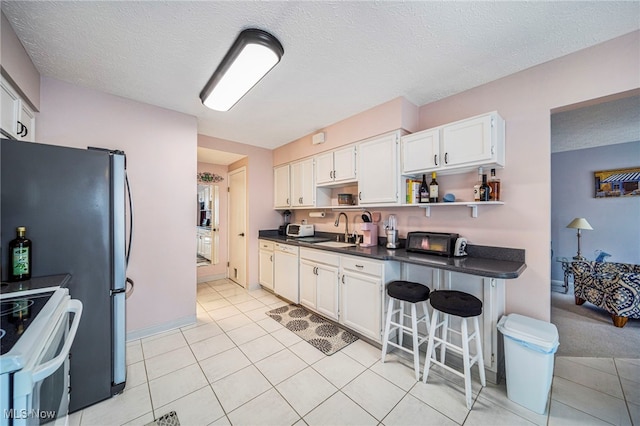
[341,256,382,276]
[300,248,340,266]
[259,240,274,251]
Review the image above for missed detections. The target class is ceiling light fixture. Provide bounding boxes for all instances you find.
[200,28,284,112]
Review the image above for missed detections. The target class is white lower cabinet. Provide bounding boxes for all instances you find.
[274,243,300,303]
[297,249,400,341]
[299,248,340,321]
[340,255,400,342]
[258,240,274,290]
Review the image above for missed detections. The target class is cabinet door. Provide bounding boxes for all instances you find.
[291,158,315,207]
[1,78,20,139]
[203,236,212,260]
[401,129,440,174]
[299,260,317,310]
[357,133,399,204]
[315,152,335,186]
[274,164,290,208]
[332,146,357,183]
[341,271,382,341]
[259,249,274,290]
[442,114,493,168]
[18,102,35,142]
[316,264,339,321]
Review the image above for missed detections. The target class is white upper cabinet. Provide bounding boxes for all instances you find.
[357,132,400,204]
[274,164,291,209]
[1,76,36,142]
[316,145,357,186]
[401,128,440,174]
[290,158,315,208]
[401,112,505,175]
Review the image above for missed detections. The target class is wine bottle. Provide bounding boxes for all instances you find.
[9,226,32,281]
[429,172,439,203]
[473,166,483,201]
[489,168,501,201]
[479,174,491,201]
[419,174,429,203]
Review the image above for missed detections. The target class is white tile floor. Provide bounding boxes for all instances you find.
[69,279,639,426]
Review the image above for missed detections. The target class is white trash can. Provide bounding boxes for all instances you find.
[497,313,559,414]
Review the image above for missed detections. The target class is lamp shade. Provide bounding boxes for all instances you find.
[200,28,284,112]
[566,217,593,230]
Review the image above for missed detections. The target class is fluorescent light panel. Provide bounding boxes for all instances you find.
[200,29,284,112]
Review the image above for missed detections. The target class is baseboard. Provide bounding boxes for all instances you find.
[197,273,227,283]
[126,314,196,341]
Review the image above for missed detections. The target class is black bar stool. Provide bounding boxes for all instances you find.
[381,280,431,380]
[422,290,486,409]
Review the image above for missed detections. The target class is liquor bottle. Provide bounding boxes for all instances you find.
[489,168,501,201]
[419,174,429,203]
[473,167,484,201]
[429,172,439,203]
[9,226,31,281]
[479,174,491,201]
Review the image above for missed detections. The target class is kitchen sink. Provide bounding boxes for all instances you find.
[312,241,357,248]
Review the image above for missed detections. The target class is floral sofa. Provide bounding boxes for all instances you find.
[571,260,640,327]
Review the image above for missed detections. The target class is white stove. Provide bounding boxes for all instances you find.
[0,275,82,426]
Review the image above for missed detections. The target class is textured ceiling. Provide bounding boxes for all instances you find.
[551,96,640,153]
[2,1,639,151]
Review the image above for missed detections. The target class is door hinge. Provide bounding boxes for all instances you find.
[227,261,230,267]
[227,187,230,192]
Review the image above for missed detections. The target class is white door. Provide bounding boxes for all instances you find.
[316,264,339,321]
[273,164,290,208]
[228,167,247,287]
[442,114,493,167]
[332,146,357,183]
[341,271,382,341]
[358,133,399,204]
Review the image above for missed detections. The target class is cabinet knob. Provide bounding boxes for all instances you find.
[444,152,449,164]
[434,154,438,166]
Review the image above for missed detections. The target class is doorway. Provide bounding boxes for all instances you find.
[228,167,247,287]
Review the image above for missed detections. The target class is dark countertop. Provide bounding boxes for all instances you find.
[1,274,71,297]
[259,230,526,279]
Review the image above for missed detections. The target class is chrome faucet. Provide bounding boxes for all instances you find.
[334,212,349,242]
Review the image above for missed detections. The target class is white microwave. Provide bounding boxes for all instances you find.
[286,224,314,237]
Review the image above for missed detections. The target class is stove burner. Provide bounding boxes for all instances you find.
[1,299,35,317]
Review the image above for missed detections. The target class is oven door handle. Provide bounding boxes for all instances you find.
[32,299,83,383]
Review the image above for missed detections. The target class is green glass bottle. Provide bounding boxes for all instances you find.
[9,226,32,281]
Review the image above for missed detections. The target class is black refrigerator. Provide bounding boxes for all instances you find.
[0,138,132,412]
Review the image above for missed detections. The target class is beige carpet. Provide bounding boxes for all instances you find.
[551,290,640,357]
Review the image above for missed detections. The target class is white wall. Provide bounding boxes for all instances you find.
[37,77,198,339]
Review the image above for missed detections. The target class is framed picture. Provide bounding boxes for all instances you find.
[594,167,640,198]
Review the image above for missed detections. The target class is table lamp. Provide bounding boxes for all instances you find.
[566,217,593,260]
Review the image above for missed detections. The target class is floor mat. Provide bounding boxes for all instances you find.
[266,304,358,355]
[145,411,180,426]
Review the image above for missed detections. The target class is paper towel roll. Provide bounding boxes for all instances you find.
[309,211,326,218]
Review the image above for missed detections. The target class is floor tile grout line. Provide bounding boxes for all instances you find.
[613,358,635,426]
[200,279,635,426]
